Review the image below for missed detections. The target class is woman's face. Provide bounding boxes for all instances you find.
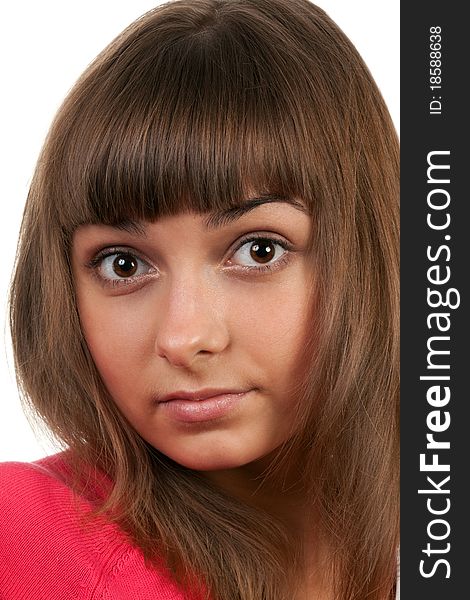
[72,198,313,472]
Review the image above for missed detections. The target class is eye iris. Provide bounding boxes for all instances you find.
[250,241,274,264]
[113,254,138,277]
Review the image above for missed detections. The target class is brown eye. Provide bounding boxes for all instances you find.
[249,240,275,264]
[113,254,138,277]
[92,250,154,285]
[230,236,289,270]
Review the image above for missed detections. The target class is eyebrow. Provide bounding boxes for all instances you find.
[111,195,307,236]
[112,219,149,236]
[202,194,308,229]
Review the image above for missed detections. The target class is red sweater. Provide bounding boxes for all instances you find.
[0,453,186,599]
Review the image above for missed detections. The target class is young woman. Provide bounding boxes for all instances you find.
[0,0,399,598]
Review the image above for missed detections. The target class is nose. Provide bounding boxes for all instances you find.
[155,272,230,369]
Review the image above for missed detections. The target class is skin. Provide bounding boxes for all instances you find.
[72,200,313,478]
[72,200,332,597]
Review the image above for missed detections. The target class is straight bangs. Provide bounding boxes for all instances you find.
[43,0,368,238]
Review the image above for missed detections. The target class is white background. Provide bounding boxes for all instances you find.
[0,0,399,462]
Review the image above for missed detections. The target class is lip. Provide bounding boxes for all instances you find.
[158,388,249,403]
[157,389,252,423]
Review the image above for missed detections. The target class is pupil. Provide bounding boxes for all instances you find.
[113,254,137,277]
[250,241,273,264]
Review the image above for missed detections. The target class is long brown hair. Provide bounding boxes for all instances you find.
[9,1,399,598]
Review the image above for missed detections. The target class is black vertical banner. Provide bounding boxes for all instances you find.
[401,2,468,598]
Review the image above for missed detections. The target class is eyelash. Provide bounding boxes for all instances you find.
[87,234,293,288]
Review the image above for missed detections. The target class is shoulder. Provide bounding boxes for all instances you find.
[0,452,78,506]
[0,453,96,598]
[0,454,185,599]
[0,452,91,545]
[0,453,78,541]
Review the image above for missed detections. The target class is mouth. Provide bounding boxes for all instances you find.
[157,388,254,423]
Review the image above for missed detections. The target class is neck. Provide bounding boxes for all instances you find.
[200,453,335,598]
[199,448,333,591]
[201,448,307,521]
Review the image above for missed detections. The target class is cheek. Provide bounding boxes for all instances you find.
[77,295,153,389]
[231,273,311,368]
